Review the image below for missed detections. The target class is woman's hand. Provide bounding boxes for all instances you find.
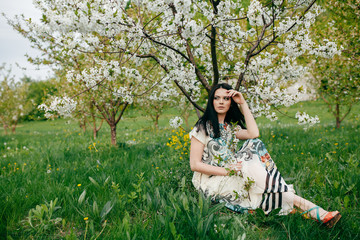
[227,161,242,176]
[226,90,246,105]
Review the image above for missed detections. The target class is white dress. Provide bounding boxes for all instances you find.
[189,123,295,215]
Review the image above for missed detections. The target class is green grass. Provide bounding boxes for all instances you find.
[0,101,359,239]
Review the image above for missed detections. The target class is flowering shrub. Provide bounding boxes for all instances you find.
[167,127,190,159]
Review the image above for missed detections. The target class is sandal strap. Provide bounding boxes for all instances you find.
[301,206,321,222]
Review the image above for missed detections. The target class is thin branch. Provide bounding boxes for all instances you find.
[115,102,129,125]
[340,104,353,122]
[142,31,191,63]
[174,80,205,112]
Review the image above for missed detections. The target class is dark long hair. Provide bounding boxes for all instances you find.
[195,83,246,138]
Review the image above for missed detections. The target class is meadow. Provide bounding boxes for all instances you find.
[0,101,359,239]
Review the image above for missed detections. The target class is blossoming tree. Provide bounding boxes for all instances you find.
[6,1,165,145]
[6,0,341,139]
[0,64,32,134]
[122,0,340,123]
[311,0,360,128]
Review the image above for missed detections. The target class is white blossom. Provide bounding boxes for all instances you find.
[295,111,320,127]
[169,116,183,128]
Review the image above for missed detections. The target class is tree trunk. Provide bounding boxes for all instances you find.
[110,124,117,146]
[11,120,18,134]
[93,125,98,139]
[11,125,16,134]
[2,124,8,135]
[93,119,104,139]
[80,121,86,132]
[154,114,159,130]
[336,117,340,129]
[335,101,340,128]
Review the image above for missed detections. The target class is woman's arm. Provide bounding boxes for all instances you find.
[236,101,259,139]
[190,137,242,176]
[227,90,259,140]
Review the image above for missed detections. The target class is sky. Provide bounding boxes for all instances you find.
[0,0,53,81]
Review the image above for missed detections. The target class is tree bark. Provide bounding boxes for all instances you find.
[155,114,159,130]
[93,119,104,139]
[110,124,117,146]
[2,124,8,135]
[80,118,87,132]
[335,102,340,128]
[210,25,219,86]
[11,124,16,134]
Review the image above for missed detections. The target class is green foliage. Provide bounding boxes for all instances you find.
[310,0,360,128]
[23,77,58,121]
[21,198,62,237]
[0,64,33,134]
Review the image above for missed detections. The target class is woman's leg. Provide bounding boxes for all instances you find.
[294,194,341,228]
[293,194,329,219]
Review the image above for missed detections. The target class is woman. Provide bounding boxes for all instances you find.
[189,83,341,228]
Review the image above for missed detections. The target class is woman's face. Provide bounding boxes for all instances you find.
[213,88,231,115]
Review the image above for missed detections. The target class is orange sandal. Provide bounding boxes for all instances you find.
[322,211,342,228]
[301,206,341,228]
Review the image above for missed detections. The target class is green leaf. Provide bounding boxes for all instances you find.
[93,201,99,215]
[169,222,177,237]
[100,201,113,220]
[344,195,350,208]
[78,190,86,205]
[89,177,100,187]
[104,176,111,185]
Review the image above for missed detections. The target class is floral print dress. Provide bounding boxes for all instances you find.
[189,123,295,215]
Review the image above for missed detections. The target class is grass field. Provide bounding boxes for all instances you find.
[0,100,359,239]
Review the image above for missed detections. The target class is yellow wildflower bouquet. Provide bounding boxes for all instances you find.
[167,127,190,160]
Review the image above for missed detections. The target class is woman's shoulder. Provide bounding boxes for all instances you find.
[190,122,210,144]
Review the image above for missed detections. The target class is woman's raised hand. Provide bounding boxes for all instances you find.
[226,90,245,105]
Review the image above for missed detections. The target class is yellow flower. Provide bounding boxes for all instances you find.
[301,152,304,155]
[14,162,17,165]
[345,143,348,145]
[23,163,27,166]
[84,217,89,221]
[334,143,338,146]
[77,184,81,187]
[156,167,159,169]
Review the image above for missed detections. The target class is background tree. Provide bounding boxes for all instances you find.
[311,0,360,128]
[22,76,58,121]
[6,2,158,145]
[137,74,180,130]
[0,64,32,134]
